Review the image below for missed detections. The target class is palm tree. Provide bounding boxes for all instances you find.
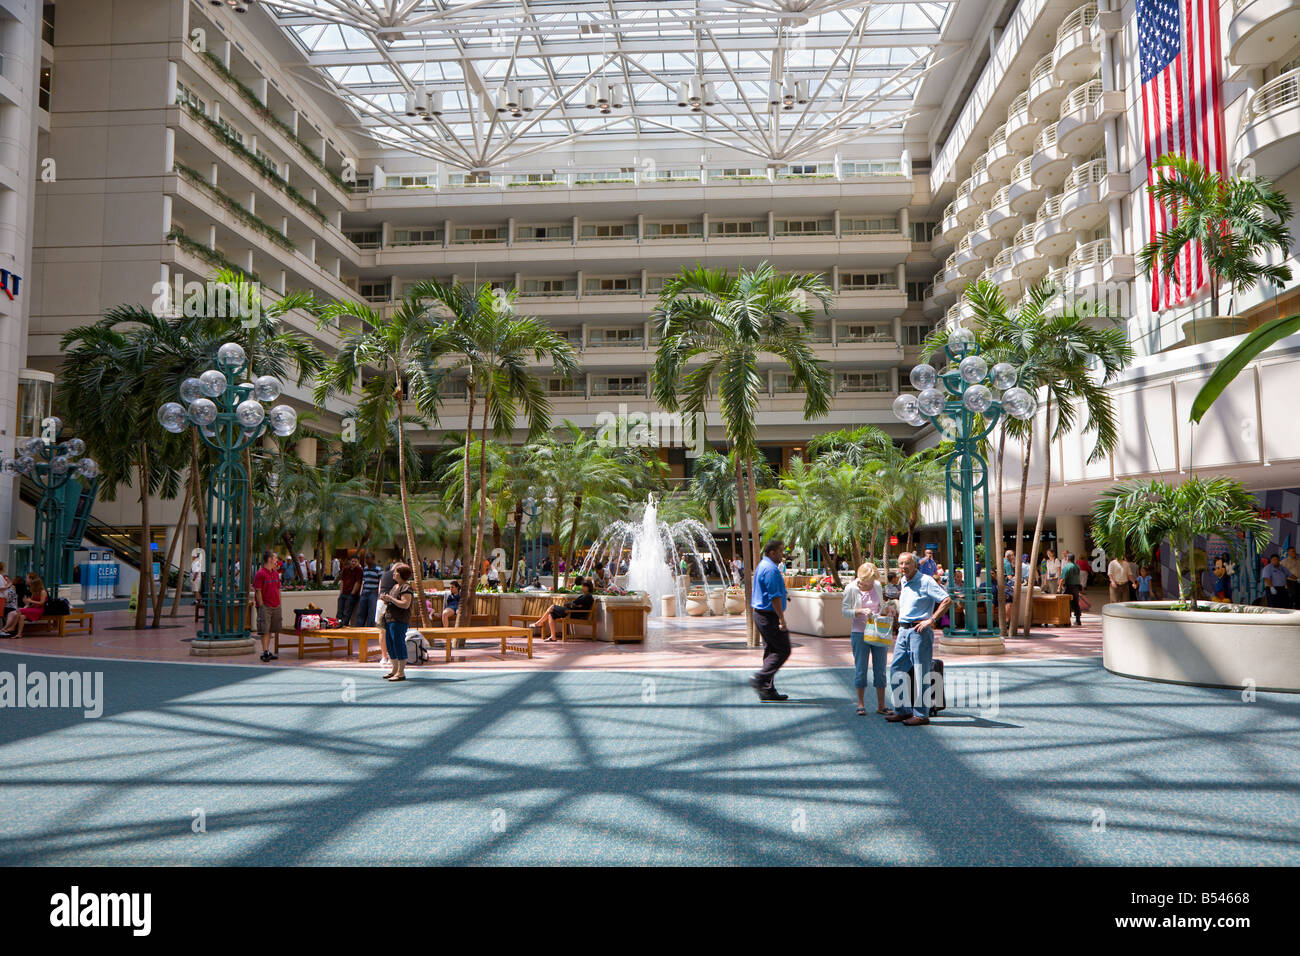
[806,424,894,467]
[651,262,833,643]
[689,449,738,560]
[1139,154,1293,318]
[316,291,446,620]
[1091,477,1269,610]
[406,280,580,613]
[281,456,372,585]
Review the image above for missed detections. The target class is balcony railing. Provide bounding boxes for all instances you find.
[1068,237,1112,269]
[970,154,988,177]
[1035,122,1059,152]
[1031,54,1056,86]
[990,185,1012,209]
[1010,157,1034,182]
[1245,68,1300,122]
[992,247,1015,270]
[957,234,973,254]
[1061,78,1104,117]
[1058,2,1099,42]
[987,123,1008,150]
[1037,194,1064,223]
[1062,157,1107,192]
[1007,92,1031,123]
[1014,224,1036,248]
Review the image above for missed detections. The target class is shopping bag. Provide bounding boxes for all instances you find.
[863,614,894,646]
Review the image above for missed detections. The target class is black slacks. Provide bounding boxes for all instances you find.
[753,608,791,688]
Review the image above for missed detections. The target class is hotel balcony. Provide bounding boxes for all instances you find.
[987,246,1022,299]
[1010,224,1049,281]
[955,234,985,277]
[1066,237,1134,287]
[1052,3,1100,85]
[938,254,964,295]
[1006,157,1046,216]
[922,281,949,317]
[985,185,1023,240]
[945,300,977,327]
[1236,68,1300,180]
[949,179,981,224]
[983,123,1020,180]
[1058,158,1123,232]
[940,198,970,244]
[1033,194,1076,257]
[1004,91,1043,152]
[1027,53,1068,120]
[1228,0,1300,68]
[1055,78,1124,155]
[967,154,997,204]
[967,214,1001,259]
[1030,122,1073,189]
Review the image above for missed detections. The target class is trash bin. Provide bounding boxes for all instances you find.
[661,593,677,617]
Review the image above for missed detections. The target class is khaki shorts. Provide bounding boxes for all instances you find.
[257,604,282,636]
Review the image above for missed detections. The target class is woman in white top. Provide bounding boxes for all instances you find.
[1044,551,1061,594]
[841,562,889,716]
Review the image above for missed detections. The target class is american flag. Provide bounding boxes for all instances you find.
[1136,0,1226,312]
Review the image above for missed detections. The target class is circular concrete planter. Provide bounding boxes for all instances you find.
[1102,601,1300,692]
[724,588,745,615]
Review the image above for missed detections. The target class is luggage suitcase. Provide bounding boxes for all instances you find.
[909,658,946,716]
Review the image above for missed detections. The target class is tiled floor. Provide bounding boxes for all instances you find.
[1,604,1104,671]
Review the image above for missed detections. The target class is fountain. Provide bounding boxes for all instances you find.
[579,496,734,617]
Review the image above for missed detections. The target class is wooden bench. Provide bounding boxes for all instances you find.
[296,624,534,662]
[505,594,559,631]
[467,594,496,627]
[24,608,95,638]
[278,624,352,659]
[560,608,597,641]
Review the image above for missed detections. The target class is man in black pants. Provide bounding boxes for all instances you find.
[749,539,791,701]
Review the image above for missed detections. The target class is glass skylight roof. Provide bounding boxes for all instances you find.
[261,0,956,169]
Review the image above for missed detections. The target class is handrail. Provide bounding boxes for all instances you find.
[1061,78,1104,116]
[945,253,960,273]
[1014,224,1036,247]
[957,233,973,253]
[990,185,1012,209]
[1011,157,1034,182]
[943,200,959,221]
[970,154,988,176]
[1030,53,1056,85]
[1062,157,1108,191]
[992,246,1015,269]
[1057,2,1098,42]
[987,123,1008,150]
[956,179,972,200]
[972,211,990,231]
[1068,237,1112,268]
[1035,121,1059,152]
[1007,91,1031,121]
[1037,194,1064,221]
[1246,68,1300,122]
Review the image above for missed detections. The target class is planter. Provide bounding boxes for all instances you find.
[280,589,344,614]
[1102,601,1300,692]
[724,588,745,615]
[706,589,725,615]
[685,590,709,616]
[596,594,650,643]
[1178,315,1248,347]
[784,589,851,637]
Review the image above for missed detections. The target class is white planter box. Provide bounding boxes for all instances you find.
[1103,601,1300,692]
[784,589,851,637]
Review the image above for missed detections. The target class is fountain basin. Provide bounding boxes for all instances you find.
[785,589,853,637]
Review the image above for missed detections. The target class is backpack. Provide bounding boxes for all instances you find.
[405,630,429,664]
[44,597,71,616]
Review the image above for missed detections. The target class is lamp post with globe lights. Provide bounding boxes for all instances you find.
[892,326,1037,650]
[2,419,101,599]
[157,341,297,650]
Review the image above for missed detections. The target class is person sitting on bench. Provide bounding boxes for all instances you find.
[1,573,47,638]
[440,580,461,627]
[530,579,594,642]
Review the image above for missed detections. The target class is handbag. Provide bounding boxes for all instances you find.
[1077,592,1092,612]
[863,614,895,646]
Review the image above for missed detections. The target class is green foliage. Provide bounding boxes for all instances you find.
[1190,312,1300,423]
[173,162,294,250]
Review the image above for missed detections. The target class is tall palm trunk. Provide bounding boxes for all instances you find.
[733,452,757,647]
[511,501,524,585]
[135,445,152,630]
[171,461,201,617]
[393,387,427,625]
[1023,393,1054,637]
[470,396,490,595]
[457,386,477,624]
[745,455,762,576]
[992,428,1008,635]
[153,473,192,624]
[1011,432,1032,636]
[565,493,584,586]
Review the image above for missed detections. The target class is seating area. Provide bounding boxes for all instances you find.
[20,607,95,638]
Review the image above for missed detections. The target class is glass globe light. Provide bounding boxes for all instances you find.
[50,455,70,475]
[917,387,946,417]
[268,404,297,437]
[235,399,266,429]
[179,377,205,403]
[990,362,1018,390]
[158,402,188,433]
[1001,386,1037,420]
[909,364,937,391]
[199,369,228,398]
[959,354,989,384]
[948,325,975,348]
[188,398,218,427]
[252,375,282,402]
[2,458,21,476]
[963,384,993,414]
[905,410,926,427]
[892,393,920,422]
[216,342,247,370]
[20,437,44,456]
[44,416,63,438]
[17,456,35,475]
[63,437,85,458]
[76,458,100,480]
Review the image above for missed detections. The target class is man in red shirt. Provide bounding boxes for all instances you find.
[252,550,282,662]
[337,555,362,626]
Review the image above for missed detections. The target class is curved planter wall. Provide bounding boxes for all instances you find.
[1102,602,1300,693]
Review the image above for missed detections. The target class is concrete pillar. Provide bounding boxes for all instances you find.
[1055,515,1087,563]
[506,217,515,246]
[896,263,906,290]
[296,437,318,467]
[833,209,841,237]
[899,208,909,236]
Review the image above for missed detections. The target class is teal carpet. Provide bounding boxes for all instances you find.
[0,653,1296,865]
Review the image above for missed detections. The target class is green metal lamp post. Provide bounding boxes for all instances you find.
[2,420,101,599]
[157,342,297,649]
[892,326,1037,648]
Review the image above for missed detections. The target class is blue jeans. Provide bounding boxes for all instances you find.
[385,619,408,660]
[337,592,358,627]
[850,631,888,689]
[357,590,378,628]
[888,624,935,716]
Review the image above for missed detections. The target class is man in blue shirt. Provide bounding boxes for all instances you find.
[918,549,937,577]
[749,539,791,701]
[886,551,951,726]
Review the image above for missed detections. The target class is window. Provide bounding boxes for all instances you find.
[837,372,891,392]
[840,272,895,290]
[517,224,572,241]
[841,217,898,235]
[646,222,698,237]
[911,220,939,243]
[787,163,820,175]
[553,328,583,346]
[773,374,804,393]
[544,375,583,395]
[176,82,206,114]
[512,172,560,184]
[42,3,55,44]
[589,327,644,346]
[388,173,434,189]
[438,377,467,397]
[837,324,893,343]
[715,166,763,178]
[776,219,832,235]
[591,375,646,396]
[391,227,444,246]
[586,277,639,294]
[841,159,903,177]
[649,168,699,182]
[358,279,391,303]
[575,170,634,183]
[217,116,246,146]
[352,175,372,192]
[902,324,934,346]
[906,281,930,302]
[345,229,381,249]
[709,220,766,236]
[581,223,634,239]
[522,278,574,296]
[453,226,504,242]
[448,172,491,186]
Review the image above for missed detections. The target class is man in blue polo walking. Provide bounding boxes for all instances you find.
[885,551,951,726]
[748,538,791,702]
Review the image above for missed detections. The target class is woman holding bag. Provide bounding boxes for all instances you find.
[379,564,415,682]
[841,562,890,716]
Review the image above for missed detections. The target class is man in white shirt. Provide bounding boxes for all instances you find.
[1044,550,1061,594]
[1107,555,1130,605]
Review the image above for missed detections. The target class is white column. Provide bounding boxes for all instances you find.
[506,217,515,246]
[896,263,906,290]
[443,219,452,248]
[572,215,580,245]
[1055,515,1087,564]
[701,212,709,240]
[899,208,910,236]
[833,209,841,237]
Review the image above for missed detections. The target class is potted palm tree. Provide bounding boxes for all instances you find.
[1138,154,1293,347]
[1091,476,1300,692]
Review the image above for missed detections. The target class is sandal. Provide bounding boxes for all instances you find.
[856,706,867,717]
[876,706,890,714]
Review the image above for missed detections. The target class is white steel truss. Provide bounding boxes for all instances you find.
[259,0,958,169]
